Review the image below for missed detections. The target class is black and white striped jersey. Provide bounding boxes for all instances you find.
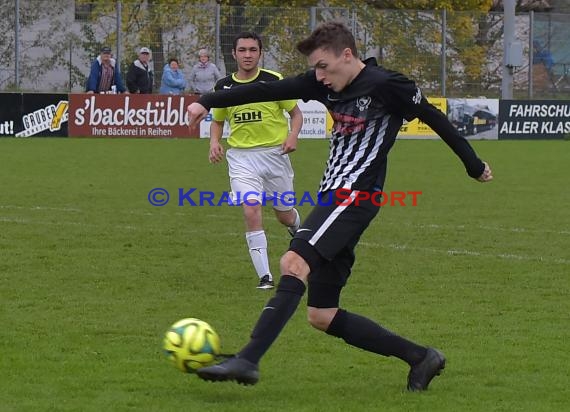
[199,58,484,193]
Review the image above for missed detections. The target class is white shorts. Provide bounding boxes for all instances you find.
[226,146,295,211]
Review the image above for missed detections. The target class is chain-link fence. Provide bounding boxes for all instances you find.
[531,11,570,97]
[2,0,570,99]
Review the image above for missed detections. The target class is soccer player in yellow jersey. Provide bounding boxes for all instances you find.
[209,32,303,289]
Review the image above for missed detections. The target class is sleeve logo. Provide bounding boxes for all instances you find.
[412,87,422,105]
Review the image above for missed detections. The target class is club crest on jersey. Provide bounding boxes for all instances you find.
[356,96,371,112]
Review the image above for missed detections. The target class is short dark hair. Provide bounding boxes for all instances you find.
[168,58,179,65]
[232,31,262,51]
[296,21,357,57]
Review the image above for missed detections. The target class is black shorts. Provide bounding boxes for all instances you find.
[289,189,381,308]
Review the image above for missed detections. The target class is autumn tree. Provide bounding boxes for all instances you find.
[345,1,506,96]
[0,0,87,91]
[3,0,552,96]
[216,0,323,74]
[76,0,218,91]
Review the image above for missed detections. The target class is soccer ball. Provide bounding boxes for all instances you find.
[163,318,221,373]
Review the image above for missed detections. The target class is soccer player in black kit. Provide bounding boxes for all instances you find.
[187,21,493,391]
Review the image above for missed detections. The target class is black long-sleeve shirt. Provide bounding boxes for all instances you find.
[199,58,484,193]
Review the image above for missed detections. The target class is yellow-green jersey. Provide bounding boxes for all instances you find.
[211,68,298,148]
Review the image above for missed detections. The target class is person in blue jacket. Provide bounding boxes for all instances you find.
[159,58,187,95]
[86,46,127,94]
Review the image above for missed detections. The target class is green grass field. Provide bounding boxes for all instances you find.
[0,138,568,412]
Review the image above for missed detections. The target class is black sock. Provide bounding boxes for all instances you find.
[239,275,306,364]
[326,309,427,366]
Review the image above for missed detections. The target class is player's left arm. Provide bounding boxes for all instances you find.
[384,74,492,182]
[415,101,492,182]
[282,105,303,154]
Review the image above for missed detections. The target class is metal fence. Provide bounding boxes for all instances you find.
[2,0,570,99]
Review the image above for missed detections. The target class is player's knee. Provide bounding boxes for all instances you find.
[275,211,292,225]
[243,203,261,217]
[274,208,295,226]
[307,307,336,331]
[280,251,309,282]
[307,311,328,331]
[242,204,262,228]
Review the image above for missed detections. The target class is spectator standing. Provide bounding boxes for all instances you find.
[189,49,222,94]
[159,58,187,95]
[85,46,126,94]
[127,47,154,94]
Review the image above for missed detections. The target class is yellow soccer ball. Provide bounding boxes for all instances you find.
[163,318,221,373]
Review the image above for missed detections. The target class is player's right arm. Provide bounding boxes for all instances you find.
[209,120,225,163]
[188,75,316,128]
[201,76,316,109]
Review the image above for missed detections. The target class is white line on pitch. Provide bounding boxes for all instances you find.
[359,241,570,265]
[0,205,82,212]
[0,217,137,231]
[383,221,570,236]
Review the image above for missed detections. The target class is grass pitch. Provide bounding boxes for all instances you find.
[0,138,568,412]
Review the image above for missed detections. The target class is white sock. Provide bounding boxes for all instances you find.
[288,208,301,232]
[246,230,271,280]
